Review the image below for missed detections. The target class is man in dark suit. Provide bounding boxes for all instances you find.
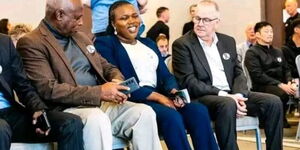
[146,7,170,42]
[172,1,283,150]
[0,33,84,150]
[182,4,197,35]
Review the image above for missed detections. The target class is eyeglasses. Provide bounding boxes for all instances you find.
[193,16,219,25]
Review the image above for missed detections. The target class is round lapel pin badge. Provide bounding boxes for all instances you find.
[277,57,282,63]
[222,53,230,60]
[87,45,96,54]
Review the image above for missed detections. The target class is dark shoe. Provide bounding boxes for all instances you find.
[284,118,291,128]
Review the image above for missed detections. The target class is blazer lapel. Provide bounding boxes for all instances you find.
[39,22,77,83]
[0,75,12,97]
[190,33,213,80]
[216,38,232,87]
[72,34,107,82]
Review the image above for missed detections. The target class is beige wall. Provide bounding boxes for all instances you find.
[142,0,262,49]
[0,0,46,28]
[0,0,261,46]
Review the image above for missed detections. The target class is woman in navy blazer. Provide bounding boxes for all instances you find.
[94,1,218,150]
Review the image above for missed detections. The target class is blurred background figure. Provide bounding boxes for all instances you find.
[9,24,31,46]
[83,0,147,36]
[0,18,11,35]
[236,24,256,89]
[283,18,300,78]
[182,4,197,35]
[146,6,170,41]
[285,0,300,43]
[156,34,170,61]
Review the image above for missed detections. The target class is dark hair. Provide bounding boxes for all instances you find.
[106,1,132,35]
[254,21,272,33]
[156,7,168,18]
[292,18,300,34]
[0,18,9,35]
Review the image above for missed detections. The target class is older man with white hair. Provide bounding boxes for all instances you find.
[172,1,283,150]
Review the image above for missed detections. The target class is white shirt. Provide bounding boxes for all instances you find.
[198,34,230,93]
[122,41,159,88]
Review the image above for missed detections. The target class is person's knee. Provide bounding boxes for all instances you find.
[218,98,237,114]
[265,94,283,112]
[84,108,111,128]
[59,114,83,136]
[190,103,210,120]
[0,119,12,140]
[128,104,157,124]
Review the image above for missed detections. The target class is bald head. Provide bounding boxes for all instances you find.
[285,0,298,16]
[45,0,83,36]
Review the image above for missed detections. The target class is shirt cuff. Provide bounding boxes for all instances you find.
[218,91,228,96]
[234,93,244,98]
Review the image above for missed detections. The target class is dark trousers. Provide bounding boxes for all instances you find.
[256,85,289,114]
[144,101,218,150]
[0,107,84,150]
[197,92,283,150]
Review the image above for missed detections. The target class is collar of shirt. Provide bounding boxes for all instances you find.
[256,43,273,52]
[43,19,69,40]
[197,33,218,48]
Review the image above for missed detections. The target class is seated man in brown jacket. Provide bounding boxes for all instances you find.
[16,0,161,150]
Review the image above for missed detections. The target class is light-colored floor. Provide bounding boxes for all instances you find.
[160,114,300,150]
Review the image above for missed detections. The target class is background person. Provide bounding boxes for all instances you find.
[156,34,171,61]
[285,0,300,43]
[146,6,170,41]
[82,0,147,36]
[0,18,11,35]
[282,18,300,78]
[245,21,295,128]
[182,4,197,35]
[236,24,256,89]
[9,24,31,46]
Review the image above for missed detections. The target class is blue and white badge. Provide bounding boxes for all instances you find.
[277,57,282,63]
[86,45,96,54]
[222,53,230,60]
[0,65,2,74]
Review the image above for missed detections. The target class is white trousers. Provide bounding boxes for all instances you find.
[64,101,162,150]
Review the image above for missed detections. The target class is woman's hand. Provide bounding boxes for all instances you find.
[147,92,176,109]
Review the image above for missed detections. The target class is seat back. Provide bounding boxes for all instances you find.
[164,56,173,74]
[296,55,300,77]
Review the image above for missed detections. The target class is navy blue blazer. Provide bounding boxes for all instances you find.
[94,35,178,102]
[0,33,46,112]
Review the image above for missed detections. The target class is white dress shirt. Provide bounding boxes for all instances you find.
[122,41,159,88]
[198,34,230,95]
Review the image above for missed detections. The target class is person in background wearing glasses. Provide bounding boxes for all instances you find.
[245,21,295,128]
[172,1,283,150]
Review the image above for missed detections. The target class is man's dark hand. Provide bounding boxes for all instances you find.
[100,82,129,104]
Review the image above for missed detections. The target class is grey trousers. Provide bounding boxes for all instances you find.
[65,101,162,150]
